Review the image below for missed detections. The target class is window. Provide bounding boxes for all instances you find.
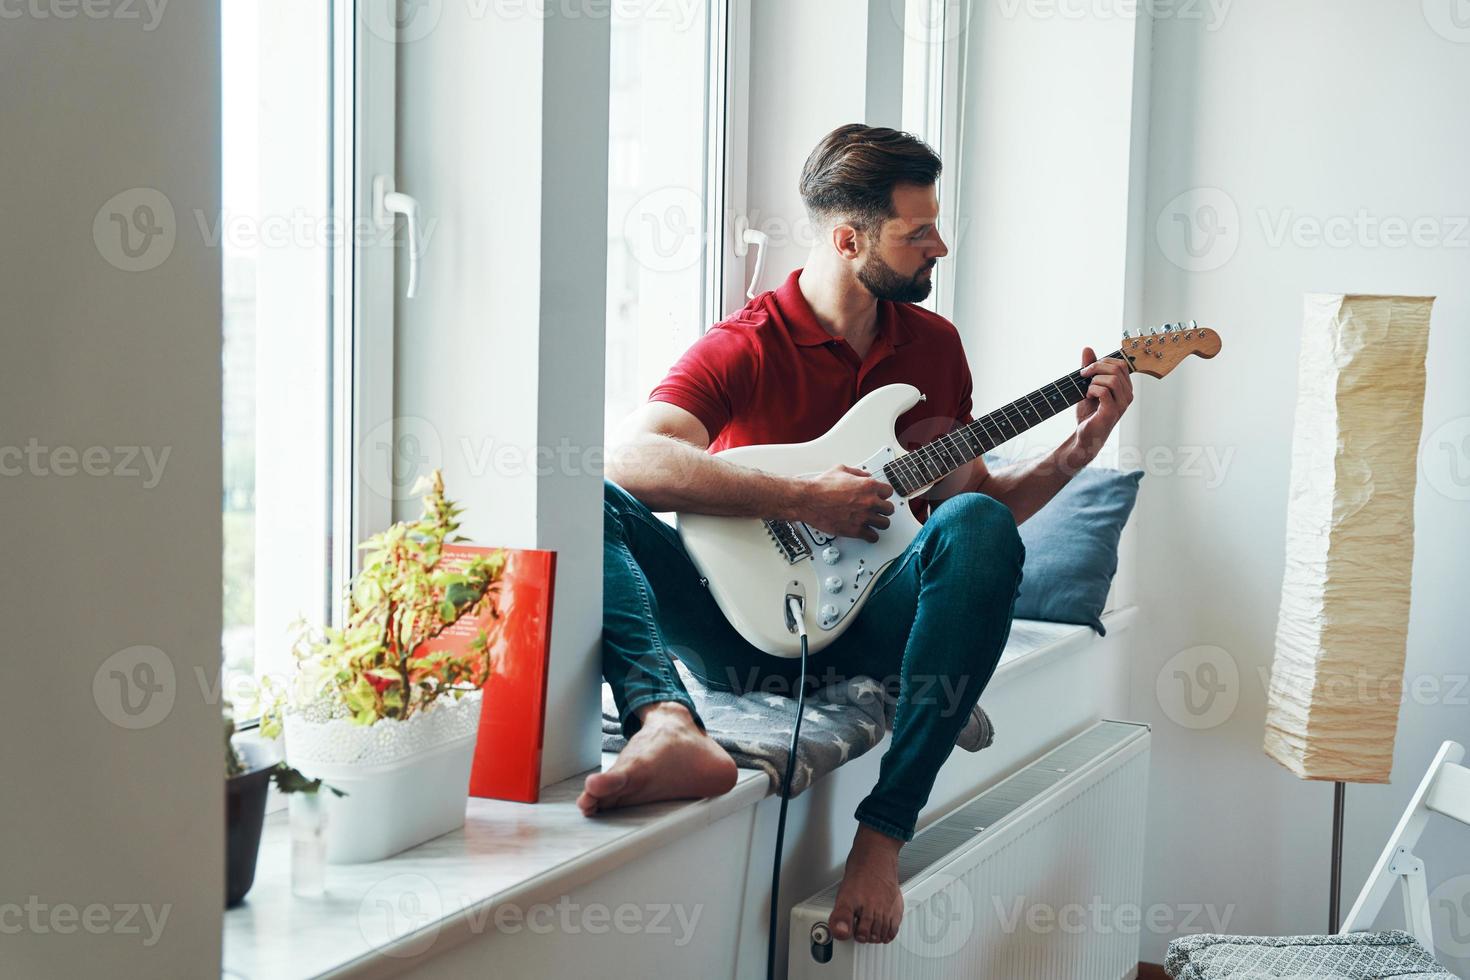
[604,0,745,448]
[900,0,967,320]
[222,2,397,716]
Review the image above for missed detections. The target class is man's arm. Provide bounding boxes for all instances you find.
[928,347,1135,525]
[605,402,896,542]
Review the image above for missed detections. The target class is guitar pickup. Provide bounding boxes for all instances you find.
[763,519,813,564]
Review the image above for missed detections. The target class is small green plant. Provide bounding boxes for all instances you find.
[259,470,505,737]
[224,703,344,796]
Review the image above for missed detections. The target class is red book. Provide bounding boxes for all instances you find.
[417,544,557,804]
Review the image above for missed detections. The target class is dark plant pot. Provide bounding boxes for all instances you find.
[225,764,274,908]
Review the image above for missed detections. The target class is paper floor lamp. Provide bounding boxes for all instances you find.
[1264,293,1434,931]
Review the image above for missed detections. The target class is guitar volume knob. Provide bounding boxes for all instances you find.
[824,576,843,594]
[821,546,841,565]
[819,604,840,624]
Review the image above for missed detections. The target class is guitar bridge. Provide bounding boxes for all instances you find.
[763,519,812,564]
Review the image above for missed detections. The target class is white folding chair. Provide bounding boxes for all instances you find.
[1341,739,1470,950]
[1166,740,1468,979]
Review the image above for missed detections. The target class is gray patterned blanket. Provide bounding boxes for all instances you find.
[601,660,994,798]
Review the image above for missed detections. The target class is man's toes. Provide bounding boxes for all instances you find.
[829,901,853,941]
[854,909,873,943]
[884,912,901,943]
[583,768,629,800]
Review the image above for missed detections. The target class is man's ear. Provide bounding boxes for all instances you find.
[830,221,864,261]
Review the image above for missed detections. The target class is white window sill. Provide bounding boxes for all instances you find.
[223,761,768,979]
[221,606,1135,979]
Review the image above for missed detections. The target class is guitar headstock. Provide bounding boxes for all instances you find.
[1120,320,1221,378]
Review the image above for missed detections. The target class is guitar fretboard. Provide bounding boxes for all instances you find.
[882,348,1133,496]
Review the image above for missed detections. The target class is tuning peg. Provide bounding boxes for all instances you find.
[1147,326,1157,336]
[1123,329,1131,339]
[1188,319,1198,329]
[1164,323,1174,333]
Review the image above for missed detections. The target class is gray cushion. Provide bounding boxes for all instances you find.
[601,660,993,798]
[1165,930,1454,979]
[985,454,1142,635]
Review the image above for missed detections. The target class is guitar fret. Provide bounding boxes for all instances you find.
[936,434,961,469]
[880,347,1134,498]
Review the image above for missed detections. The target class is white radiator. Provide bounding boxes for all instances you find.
[789,720,1151,980]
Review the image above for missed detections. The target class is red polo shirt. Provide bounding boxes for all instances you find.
[649,269,974,460]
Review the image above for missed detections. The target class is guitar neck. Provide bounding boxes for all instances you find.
[882,348,1133,496]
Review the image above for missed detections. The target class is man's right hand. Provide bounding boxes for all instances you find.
[796,465,895,542]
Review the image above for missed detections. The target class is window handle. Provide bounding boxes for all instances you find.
[373,175,421,299]
[734,218,768,300]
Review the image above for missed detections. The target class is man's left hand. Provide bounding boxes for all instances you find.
[1075,345,1133,453]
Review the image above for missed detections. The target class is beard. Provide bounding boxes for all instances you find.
[856,252,936,303]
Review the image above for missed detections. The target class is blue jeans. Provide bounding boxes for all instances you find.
[601,479,1024,842]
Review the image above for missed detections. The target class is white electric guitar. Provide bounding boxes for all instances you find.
[677,323,1221,657]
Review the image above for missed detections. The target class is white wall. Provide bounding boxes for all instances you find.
[395,4,608,787]
[744,0,871,288]
[0,7,223,978]
[1136,2,1470,969]
[947,3,1150,608]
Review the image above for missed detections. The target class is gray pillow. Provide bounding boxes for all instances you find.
[987,455,1142,635]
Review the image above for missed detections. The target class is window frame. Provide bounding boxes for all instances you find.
[901,0,969,322]
[228,1,397,735]
[342,1,398,584]
[709,0,753,325]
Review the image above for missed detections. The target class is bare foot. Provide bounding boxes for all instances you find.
[577,702,738,815]
[829,825,906,944]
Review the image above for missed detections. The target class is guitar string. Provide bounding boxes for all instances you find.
[884,348,1133,493]
[888,373,1089,489]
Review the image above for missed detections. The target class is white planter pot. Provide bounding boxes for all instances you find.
[284,690,483,864]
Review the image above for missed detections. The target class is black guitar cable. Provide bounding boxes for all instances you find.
[767,594,810,980]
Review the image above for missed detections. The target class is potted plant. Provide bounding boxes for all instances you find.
[258,470,506,864]
[224,704,343,907]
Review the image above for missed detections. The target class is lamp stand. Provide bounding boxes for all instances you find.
[1329,780,1345,933]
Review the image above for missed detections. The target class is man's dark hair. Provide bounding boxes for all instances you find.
[799,123,942,234]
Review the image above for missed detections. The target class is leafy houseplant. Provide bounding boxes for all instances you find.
[262,470,507,864]
[260,470,505,734]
